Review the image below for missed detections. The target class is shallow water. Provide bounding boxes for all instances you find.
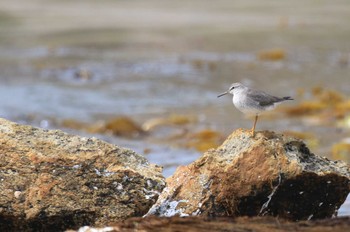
[0,0,349,215]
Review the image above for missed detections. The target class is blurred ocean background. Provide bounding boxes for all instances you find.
[0,0,349,215]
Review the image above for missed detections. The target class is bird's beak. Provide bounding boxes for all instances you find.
[217,91,228,98]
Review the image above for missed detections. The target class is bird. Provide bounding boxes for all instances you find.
[217,82,293,136]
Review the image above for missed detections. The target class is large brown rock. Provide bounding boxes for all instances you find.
[0,118,165,231]
[146,129,350,220]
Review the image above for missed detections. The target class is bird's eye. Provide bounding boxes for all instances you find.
[229,86,234,90]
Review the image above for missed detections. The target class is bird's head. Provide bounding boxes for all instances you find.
[217,82,245,97]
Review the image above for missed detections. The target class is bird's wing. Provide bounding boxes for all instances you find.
[246,89,283,106]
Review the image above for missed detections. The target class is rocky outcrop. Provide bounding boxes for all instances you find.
[0,118,165,231]
[146,129,350,220]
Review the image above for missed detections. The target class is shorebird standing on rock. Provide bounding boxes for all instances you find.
[218,82,293,136]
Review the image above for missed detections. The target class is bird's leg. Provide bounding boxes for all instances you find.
[251,114,259,136]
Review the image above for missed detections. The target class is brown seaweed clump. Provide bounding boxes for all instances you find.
[281,87,350,125]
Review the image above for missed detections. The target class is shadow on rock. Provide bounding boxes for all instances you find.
[146,129,350,221]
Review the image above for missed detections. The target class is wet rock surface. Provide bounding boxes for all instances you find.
[72,216,350,232]
[0,118,165,231]
[146,129,350,220]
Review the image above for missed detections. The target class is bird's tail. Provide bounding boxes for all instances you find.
[283,96,294,101]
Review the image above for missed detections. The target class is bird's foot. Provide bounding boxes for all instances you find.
[250,129,256,137]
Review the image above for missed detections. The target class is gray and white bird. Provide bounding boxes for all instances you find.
[218,82,293,136]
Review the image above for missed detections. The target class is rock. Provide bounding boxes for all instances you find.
[103,117,144,138]
[146,129,350,220]
[0,118,165,231]
[71,216,350,232]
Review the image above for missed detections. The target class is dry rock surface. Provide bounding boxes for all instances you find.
[0,118,165,231]
[146,129,350,220]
